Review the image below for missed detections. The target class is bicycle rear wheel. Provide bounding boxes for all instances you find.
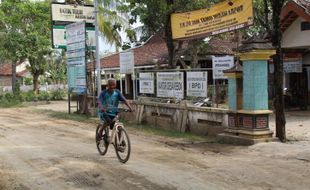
[114,127,131,163]
[96,124,109,155]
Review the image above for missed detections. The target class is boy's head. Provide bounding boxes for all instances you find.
[107,78,117,91]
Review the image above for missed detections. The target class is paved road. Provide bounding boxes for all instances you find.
[0,105,310,190]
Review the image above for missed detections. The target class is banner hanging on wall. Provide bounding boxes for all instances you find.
[157,72,184,99]
[187,72,208,97]
[139,73,155,94]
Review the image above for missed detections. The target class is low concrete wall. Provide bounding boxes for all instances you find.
[131,100,229,137]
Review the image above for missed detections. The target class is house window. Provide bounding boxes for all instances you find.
[301,21,310,31]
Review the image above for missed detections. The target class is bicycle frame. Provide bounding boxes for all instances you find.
[105,116,125,147]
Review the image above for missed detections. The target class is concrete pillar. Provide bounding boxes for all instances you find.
[224,65,243,129]
[218,41,276,145]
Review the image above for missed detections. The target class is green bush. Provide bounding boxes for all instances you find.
[0,92,22,107]
[0,89,67,107]
[20,91,36,102]
[50,89,66,100]
[38,91,50,101]
[24,77,33,85]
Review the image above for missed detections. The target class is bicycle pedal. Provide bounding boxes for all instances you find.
[118,146,125,153]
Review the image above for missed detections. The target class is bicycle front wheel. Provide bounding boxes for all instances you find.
[114,127,131,163]
[96,124,109,155]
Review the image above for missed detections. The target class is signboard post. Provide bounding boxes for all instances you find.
[171,0,253,40]
[66,21,87,94]
[284,59,302,73]
[157,72,184,99]
[187,72,208,97]
[212,56,234,79]
[212,56,234,107]
[51,3,95,23]
[51,3,95,49]
[120,51,135,74]
[52,26,95,49]
[139,73,155,94]
[120,51,136,99]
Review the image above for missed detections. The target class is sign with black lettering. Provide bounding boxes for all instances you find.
[120,51,134,74]
[139,73,154,94]
[66,21,87,94]
[157,72,184,99]
[284,60,302,73]
[52,4,95,23]
[187,72,208,97]
[212,56,234,79]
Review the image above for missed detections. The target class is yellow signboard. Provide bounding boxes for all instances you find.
[171,0,253,40]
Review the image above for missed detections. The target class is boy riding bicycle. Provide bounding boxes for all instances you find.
[97,78,133,139]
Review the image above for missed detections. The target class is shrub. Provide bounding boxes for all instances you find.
[0,92,21,107]
[38,91,50,101]
[20,91,36,102]
[50,89,66,100]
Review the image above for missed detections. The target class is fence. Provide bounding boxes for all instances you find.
[0,84,67,93]
[135,69,228,108]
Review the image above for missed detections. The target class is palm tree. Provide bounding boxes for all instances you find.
[65,0,128,50]
[97,0,128,50]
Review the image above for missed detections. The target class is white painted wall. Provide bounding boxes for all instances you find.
[282,17,310,48]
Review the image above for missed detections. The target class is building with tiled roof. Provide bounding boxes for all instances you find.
[279,0,310,105]
[91,33,238,74]
[92,33,169,72]
[0,62,30,87]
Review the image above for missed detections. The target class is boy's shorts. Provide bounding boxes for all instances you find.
[98,111,116,123]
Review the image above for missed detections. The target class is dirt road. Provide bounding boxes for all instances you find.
[0,104,310,190]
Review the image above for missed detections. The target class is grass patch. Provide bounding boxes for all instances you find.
[33,109,209,142]
[0,100,23,108]
[33,109,96,123]
[126,123,209,142]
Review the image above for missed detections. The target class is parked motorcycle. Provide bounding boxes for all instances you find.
[284,88,307,110]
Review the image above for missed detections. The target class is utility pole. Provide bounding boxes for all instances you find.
[94,0,101,97]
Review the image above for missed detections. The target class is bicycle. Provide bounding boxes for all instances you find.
[95,110,131,163]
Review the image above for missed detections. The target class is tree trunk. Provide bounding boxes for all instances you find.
[165,0,177,69]
[189,39,200,68]
[165,13,176,68]
[33,73,40,94]
[271,0,286,142]
[11,60,17,94]
[273,48,286,141]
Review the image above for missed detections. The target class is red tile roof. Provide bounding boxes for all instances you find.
[0,63,28,77]
[281,0,310,31]
[89,33,168,69]
[207,37,238,55]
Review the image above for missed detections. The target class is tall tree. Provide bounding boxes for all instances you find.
[23,1,52,94]
[66,0,128,50]
[121,0,217,68]
[0,0,28,94]
[0,0,51,94]
[270,0,287,142]
[252,0,288,142]
[48,50,67,85]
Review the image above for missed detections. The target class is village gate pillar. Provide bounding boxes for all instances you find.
[224,64,243,129]
[219,41,276,145]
